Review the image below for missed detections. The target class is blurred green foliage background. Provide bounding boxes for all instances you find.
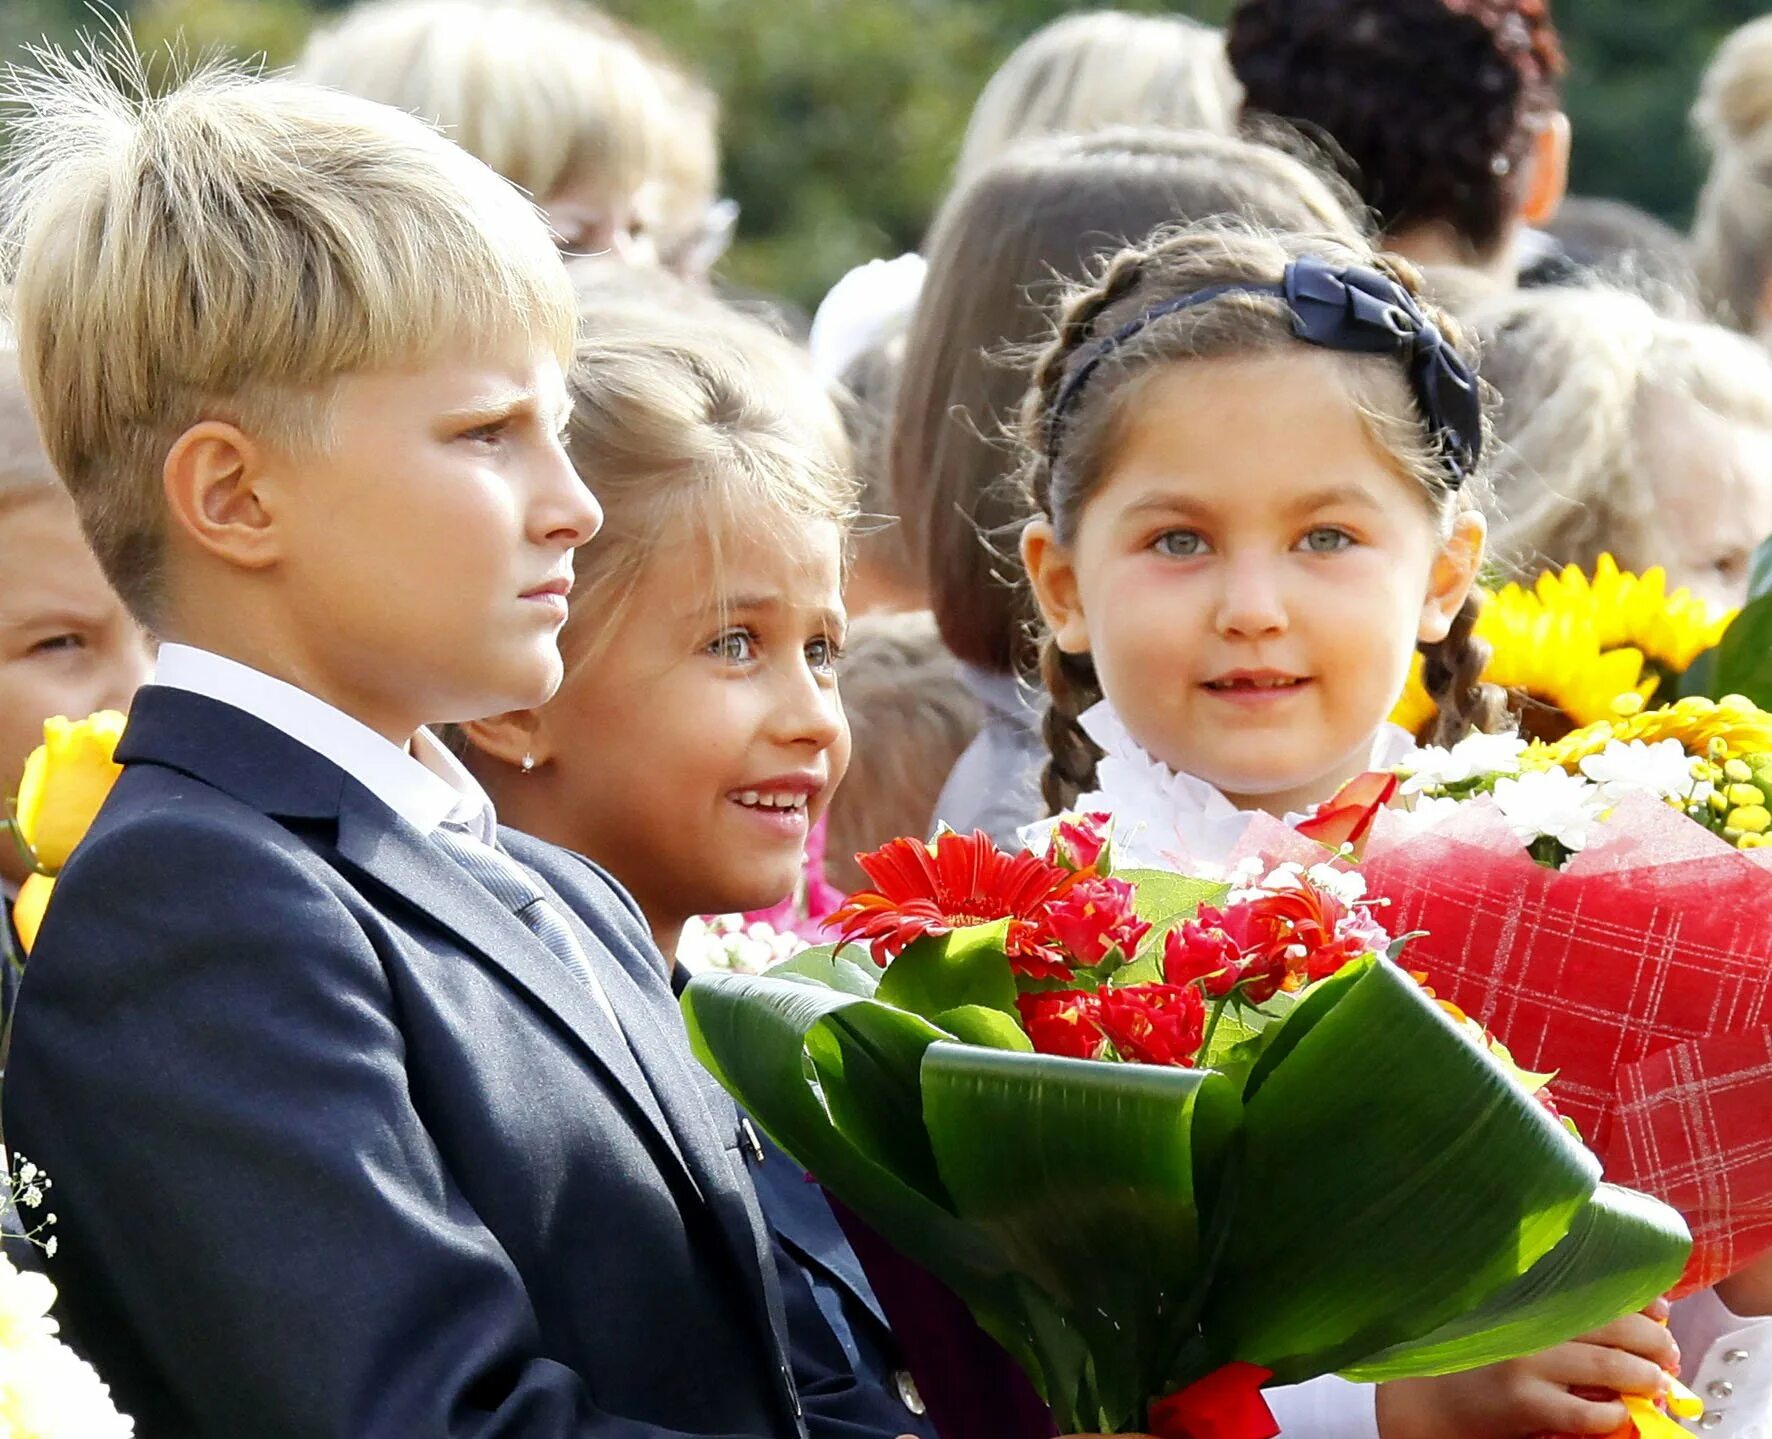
[3,0,1763,310]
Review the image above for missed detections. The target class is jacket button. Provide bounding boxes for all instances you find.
[894,1370,927,1416]
[1709,1380,1735,1400]
[1725,1348,1752,1364]
[1703,1413,1725,1429]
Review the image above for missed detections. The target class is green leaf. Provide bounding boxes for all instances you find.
[920,1044,1240,1432]
[876,919,1018,1020]
[680,973,995,1282]
[1711,592,1772,709]
[1339,1182,1691,1381]
[934,1004,1034,1051]
[768,942,882,997]
[1748,532,1772,604]
[1120,869,1230,932]
[1210,958,1602,1382]
[1674,645,1720,700]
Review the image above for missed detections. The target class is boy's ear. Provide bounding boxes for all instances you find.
[162,421,280,570]
[458,708,550,771]
[1520,112,1571,229]
[1419,510,1486,644]
[1021,518,1091,655]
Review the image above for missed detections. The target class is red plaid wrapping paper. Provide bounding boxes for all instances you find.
[1352,795,1772,1296]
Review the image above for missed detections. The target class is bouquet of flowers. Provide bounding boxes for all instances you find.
[1348,694,1772,1297]
[680,820,1690,1438]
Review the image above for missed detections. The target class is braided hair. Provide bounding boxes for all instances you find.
[1018,222,1509,816]
[1227,0,1565,258]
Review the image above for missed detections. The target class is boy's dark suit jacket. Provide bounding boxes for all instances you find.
[2,686,808,1439]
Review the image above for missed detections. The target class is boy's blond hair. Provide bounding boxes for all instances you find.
[822,610,982,893]
[1472,283,1772,578]
[0,49,577,624]
[295,0,662,216]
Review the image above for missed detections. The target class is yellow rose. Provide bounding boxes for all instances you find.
[13,711,127,873]
[11,874,53,956]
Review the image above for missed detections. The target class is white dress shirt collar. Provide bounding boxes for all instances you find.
[152,643,495,841]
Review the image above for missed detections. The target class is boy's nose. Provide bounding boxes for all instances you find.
[1214,556,1289,638]
[540,443,603,548]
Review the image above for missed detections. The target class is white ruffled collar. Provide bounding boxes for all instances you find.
[1031,701,1418,869]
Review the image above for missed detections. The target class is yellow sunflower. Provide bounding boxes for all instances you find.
[1532,693,1772,771]
[1474,582,1658,737]
[1529,554,1735,674]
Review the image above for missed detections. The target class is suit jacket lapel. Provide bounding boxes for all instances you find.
[329,787,699,1192]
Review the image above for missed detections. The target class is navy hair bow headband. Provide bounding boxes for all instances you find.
[1045,256,1482,487]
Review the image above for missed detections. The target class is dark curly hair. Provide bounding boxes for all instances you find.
[1227,0,1565,258]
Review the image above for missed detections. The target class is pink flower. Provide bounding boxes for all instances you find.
[1053,812,1113,872]
[1046,875,1151,967]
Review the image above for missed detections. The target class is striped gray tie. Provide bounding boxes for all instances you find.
[433,822,621,1030]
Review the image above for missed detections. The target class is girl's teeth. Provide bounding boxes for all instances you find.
[736,791,808,810]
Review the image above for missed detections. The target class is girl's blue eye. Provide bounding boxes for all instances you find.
[1298,527,1355,554]
[460,421,509,446]
[710,629,755,662]
[807,637,844,674]
[1154,530,1209,558]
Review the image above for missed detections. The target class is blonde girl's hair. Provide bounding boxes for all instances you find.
[0,347,58,508]
[1693,16,1772,333]
[1020,223,1505,814]
[560,298,857,665]
[895,125,1369,682]
[953,11,1241,187]
[0,45,576,626]
[1472,283,1772,580]
[295,0,664,214]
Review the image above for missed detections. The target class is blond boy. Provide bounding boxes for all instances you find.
[0,51,807,1438]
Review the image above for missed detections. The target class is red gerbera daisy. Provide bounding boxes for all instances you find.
[833,830,1082,979]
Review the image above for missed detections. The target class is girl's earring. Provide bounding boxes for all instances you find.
[521,753,536,774]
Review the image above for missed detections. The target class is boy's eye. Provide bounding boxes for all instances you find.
[459,419,510,445]
[1297,527,1356,554]
[1153,530,1209,558]
[709,629,755,663]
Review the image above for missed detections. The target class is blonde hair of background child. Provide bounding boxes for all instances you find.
[895,126,1369,682]
[1693,15,1772,335]
[0,347,58,509]
[1020,224,1505,814]
[557,296,857,673]
[295,0,663,220]
[953,10,1241,188]
[1472,283,1772,581]
[821,609,982,893]
[0,46,576,627]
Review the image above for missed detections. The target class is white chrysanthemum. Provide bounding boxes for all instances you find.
[1399,733,1529,795]
[1491,768,1608,852]
[0,1256,133,1437]
[675,915,808,975]
[1578,738,1707,806]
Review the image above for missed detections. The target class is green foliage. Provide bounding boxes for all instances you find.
[682,953,1690,1434]
[4,0,1759,308]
